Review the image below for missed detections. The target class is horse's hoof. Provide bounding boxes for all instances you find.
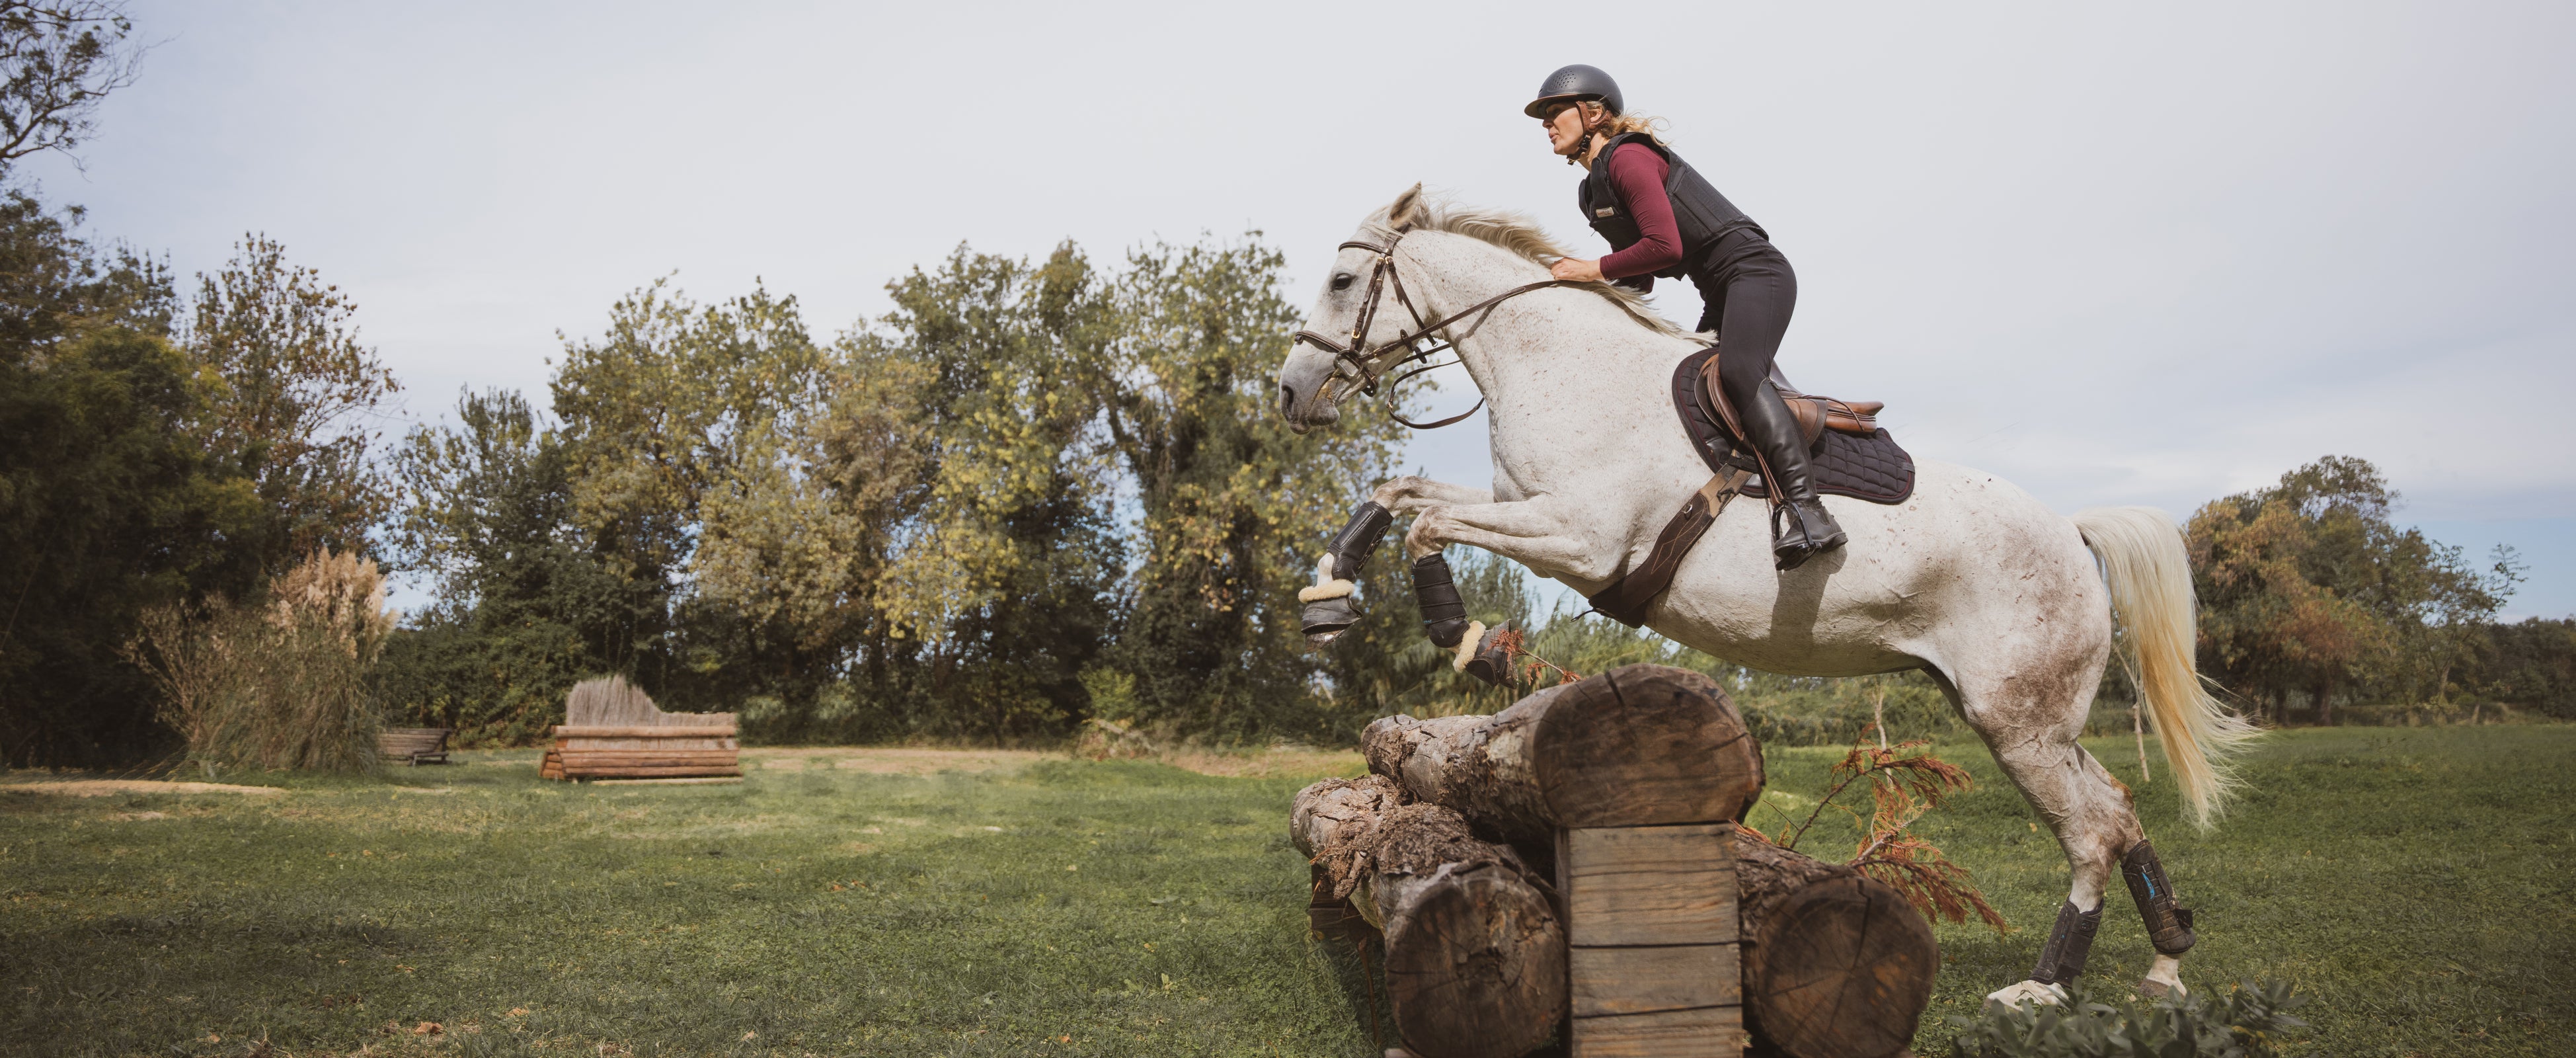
[1982,979,2066,1008]
[1459,622,1518,687]
[1302,594,1360,647]
[2138,957,2187,1000]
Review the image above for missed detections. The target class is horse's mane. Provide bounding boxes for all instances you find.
[1368,196,1697,340]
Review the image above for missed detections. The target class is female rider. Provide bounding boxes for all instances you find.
[1528,64,1846,570]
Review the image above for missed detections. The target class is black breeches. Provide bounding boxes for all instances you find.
[1691,237,1798,411]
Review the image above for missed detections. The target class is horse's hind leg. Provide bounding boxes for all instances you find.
[1944,664,2189,1002]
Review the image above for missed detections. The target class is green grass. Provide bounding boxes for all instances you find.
[3,727,2571,1057]
[1774,725,2576,1057]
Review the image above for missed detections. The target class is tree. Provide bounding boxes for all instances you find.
[381,389,656,743]
[2187,456,2517,722]
[0,1,143,171]
[850,243,1122,740]
[1088,237,1405,741]
[188,235,401,567]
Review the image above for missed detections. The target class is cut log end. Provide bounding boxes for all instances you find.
[1534,665,1765,829]
[1384,866,1569,1058]
[1292,778,1569,1058]
[1744,868,1937,1058]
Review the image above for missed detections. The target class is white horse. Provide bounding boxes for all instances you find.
[1277,186,2257,1003]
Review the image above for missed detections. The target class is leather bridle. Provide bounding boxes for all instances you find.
[1292,229,1588,430]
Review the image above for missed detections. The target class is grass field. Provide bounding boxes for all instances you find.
[3,727,2570,1057]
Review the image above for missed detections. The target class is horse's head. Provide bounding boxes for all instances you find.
[1278,184,1434,435]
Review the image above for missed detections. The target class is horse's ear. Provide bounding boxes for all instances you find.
[1387,183,1425,231]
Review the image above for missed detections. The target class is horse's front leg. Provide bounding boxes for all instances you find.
[1296,476,1496,647]
[1392,495,1627,682]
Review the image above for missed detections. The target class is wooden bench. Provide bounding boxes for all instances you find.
[377,727,453,766]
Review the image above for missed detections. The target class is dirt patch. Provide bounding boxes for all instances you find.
[1,780,285,797]
[737,745,1364,780]
[1153,748,1366,780]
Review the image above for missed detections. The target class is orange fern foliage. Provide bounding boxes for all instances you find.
[1781,731,2010,934]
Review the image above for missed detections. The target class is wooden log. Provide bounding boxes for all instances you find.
[552,725,738,738]
[1732,834,1937,1058]
[1361,665,1764,852]
[561,766,743,778]
[1292,776,1567,1058]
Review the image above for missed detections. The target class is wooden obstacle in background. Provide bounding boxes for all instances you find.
[540,676,739,781]
[376,727,453,766]
[1331,664,1936,1058]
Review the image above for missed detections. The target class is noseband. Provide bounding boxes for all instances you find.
[1291,229,1588,430]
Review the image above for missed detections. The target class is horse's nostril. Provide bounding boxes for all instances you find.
[1280,382,1298,419]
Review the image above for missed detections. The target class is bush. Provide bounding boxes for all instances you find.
[1949,980,2308,1058]
[128,549,393,776]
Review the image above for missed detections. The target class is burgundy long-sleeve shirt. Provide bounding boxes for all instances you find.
[1596,142,1684,286]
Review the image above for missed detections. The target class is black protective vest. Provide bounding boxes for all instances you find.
[1578,132,1763,279]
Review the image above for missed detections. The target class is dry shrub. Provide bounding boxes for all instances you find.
[1777,733,2010,934]
[128,549,394,776]
[1073,716,1157,760]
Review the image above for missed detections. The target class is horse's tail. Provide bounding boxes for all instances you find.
[2074,507,2259,830]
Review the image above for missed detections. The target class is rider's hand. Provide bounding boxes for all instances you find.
[1549,257,1605,283]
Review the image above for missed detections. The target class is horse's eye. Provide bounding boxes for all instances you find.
[1331,273,1354,291]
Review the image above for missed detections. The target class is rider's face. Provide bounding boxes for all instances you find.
[1540,103,1589,155]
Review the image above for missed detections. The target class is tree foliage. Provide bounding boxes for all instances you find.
[2188,456,2520,721]
[189,234,401,566]
[0,1,141,170]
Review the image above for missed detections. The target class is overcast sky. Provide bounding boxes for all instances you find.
[24,1,2573,618]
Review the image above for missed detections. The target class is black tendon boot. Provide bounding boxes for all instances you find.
[2122,840,2198,957]
[1738,382,1846,570]
[2028,901,2103,985]
[1300,502,1393,643]
[1409,553,1471,649]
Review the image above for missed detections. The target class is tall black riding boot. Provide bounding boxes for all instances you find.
[1738,381,1847,571]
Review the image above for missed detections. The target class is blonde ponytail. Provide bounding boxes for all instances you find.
[1574,101,1671,167]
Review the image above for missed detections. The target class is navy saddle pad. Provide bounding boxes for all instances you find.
[1668,346,1915,505]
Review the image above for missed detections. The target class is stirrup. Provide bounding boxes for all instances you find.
[1770,498,1846,571]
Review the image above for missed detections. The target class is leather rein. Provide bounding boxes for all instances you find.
[1290,229,1587,430]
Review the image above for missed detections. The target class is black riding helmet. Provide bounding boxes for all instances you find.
[1524,63,1623,118]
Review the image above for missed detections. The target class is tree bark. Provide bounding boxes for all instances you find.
[1291,776,1567,1058]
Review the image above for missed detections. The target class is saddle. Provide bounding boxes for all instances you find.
[1674,347,1916,505]
[1585,348,1917,627]
[1693,358,1883,450]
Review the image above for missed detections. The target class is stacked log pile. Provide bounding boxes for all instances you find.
[1296,665,1936,1058]
[541,676,739,781]
[1292,776,1567,1058]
